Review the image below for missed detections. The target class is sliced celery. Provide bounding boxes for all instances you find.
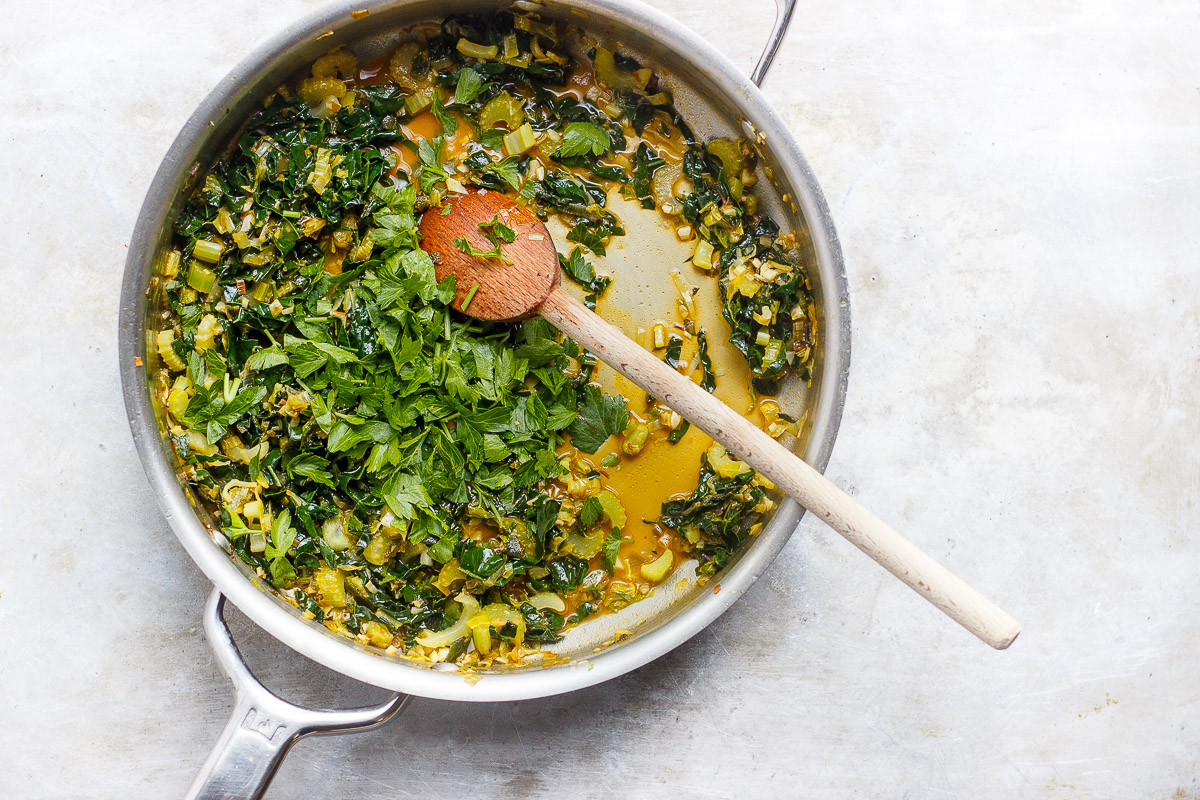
[706,138,744,178]
[479,91,525,130]
[405,87,434,116]
[315,566,347,607]
[456,38,499,60]
[503,122,536,156]
[186,262,217,293]
[162,249,181,279]
[640,550,674,582]
[192,239,225,264]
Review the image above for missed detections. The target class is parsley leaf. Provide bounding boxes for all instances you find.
[264,510,298,586]
[283,335,358,379]
[484,156,524,190]
[383,472,431,520]
[417,137,448,194]
[431,91,458,137]
[284,452,336,489]
[567,385,628,453]
[182,382,267,443]
[580,496,603,527]
[602,528,623,573]
[556,122,612,158]
[566,222,609,257]
[480,215,516,243]
[453,215,517,264]
[453,67,485,105]
[371,181,419,249]
[244,346,288,371]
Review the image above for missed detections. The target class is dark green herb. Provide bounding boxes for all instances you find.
[631,142,664,209]
[659,452,768,576]
[558,246,610,309]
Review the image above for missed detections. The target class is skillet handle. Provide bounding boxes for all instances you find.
[750,0,799,86]
[186,589,407,800]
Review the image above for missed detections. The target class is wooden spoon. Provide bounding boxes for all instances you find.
[420,189,1020,649]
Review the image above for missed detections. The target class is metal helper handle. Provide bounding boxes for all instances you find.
[186,590,408,800]
[750,0,799,86]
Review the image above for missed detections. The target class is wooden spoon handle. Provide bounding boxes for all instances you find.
[540,287,1020,649]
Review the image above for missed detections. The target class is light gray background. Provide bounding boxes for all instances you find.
[2,0,1197,797]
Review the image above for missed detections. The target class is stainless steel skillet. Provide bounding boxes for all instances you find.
[118,0,849,795]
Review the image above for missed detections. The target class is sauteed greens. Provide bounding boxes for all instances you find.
[152,11,815,667]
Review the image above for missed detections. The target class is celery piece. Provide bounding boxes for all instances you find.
[186,262,216,293]
[706,138,744,178]
[502,33,519,61]
[322,517,355,551]
[157,330,185,372]
[192,239,225,264]
[640,550,674,582]
[213,208,236,234]
[471,624,492,654]
[594,47,649,93]
[308,148,333,195]
[167,378,191,418]
[457,38,499,60]
[363,531,396,565]
[597,491,627,528]
[503,122,536,156]
[692,239,714,271]
[163,249,181,279]
[405,87,434,116]
[621,421,648,456]
[247,281,273,304]
[194,314,222,352]
[479,92,525,130]
[248,528,267,553]
[763,338,784,366]
[315,566,347,607]
[363,621,393,649]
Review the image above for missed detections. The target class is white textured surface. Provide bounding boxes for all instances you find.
[1,0,1198,796]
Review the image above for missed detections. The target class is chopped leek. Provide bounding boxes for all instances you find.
[417,594,480,648]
